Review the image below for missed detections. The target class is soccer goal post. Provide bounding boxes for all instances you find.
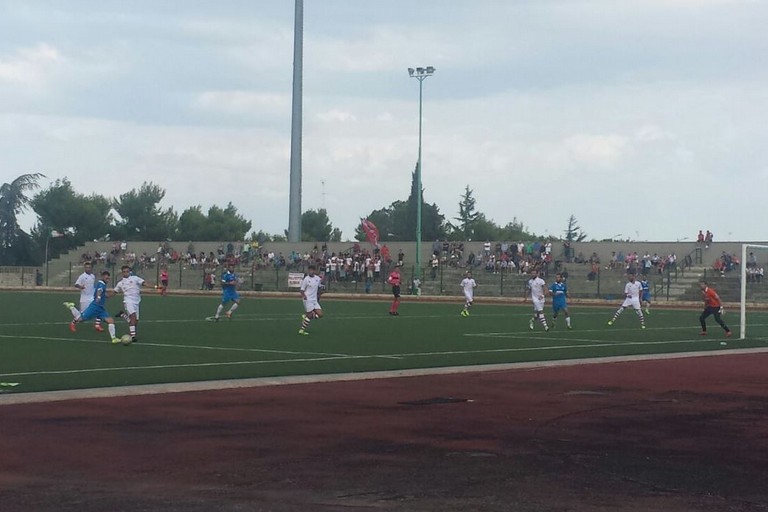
[740,244,768,340]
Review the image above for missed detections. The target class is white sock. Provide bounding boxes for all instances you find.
[108,324,116,338]
[229,303,239,314]
[216,305,224,318]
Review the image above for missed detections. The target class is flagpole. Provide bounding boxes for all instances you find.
[45,233,51,286]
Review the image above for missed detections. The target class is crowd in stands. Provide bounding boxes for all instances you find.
[603,251,682,276]
[77,235,768,291]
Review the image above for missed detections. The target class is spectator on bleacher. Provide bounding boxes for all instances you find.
[684,253,693,270]
[705,230,713,248]
[697,230,705,244]
[429,254,439,279]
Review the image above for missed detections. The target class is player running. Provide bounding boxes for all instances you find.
[460,271,477,317]
[548,272,572,329]
[159,267,169,295]
[640,276,651,315]
[214,264,240,321]
[698,281,732,337]
[524,269,549,331]
[298,265,323,335]
[608,274,646,328]
[113,265,147,343]
[64,270,121,343]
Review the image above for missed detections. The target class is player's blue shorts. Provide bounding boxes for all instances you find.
[642,292,651,302]
[80,303,111,321]
[552,300,567,313]
[222,289,240,303]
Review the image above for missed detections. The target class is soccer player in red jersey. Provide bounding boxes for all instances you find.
[699,281,732,337]
[387,265,402,316]
[159,268,169,295]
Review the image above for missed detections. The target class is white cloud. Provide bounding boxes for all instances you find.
[562,134,630,169]
[2,1,768,242]
[0,43,63,86]
[193,91,290,116]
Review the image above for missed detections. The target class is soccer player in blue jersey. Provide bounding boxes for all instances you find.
[214,264,240,320]
[548,272,572,329]
[64,270,120,343]
[639,276,651,315]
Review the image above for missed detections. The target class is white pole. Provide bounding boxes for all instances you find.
[45,235,50,286]
[740,243,747,339]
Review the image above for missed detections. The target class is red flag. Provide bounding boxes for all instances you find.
[361,219,380,248]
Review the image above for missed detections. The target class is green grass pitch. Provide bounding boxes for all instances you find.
[1,291,767,394]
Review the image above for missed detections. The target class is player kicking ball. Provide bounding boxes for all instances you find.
[299,265,323,335]
[608,273,646,329]
[113,265,147,343]
[64,270,121,344]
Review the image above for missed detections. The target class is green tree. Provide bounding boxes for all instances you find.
[112,182,178,241]
[248,230,286,244]
[0,173,44,265]
[403,164,446,241]
[453,185,481,239]
[178,203,252,241]
[564,214,587,242]
[31,178,112,259]
[301,209,341,242]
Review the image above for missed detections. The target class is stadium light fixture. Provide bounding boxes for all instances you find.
[408,65,435,281]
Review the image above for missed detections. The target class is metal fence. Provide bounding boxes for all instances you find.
[3,260,757,304]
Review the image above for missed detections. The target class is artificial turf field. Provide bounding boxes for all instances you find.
[2,290,768,394]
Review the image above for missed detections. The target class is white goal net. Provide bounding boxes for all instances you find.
[739,244,768,340]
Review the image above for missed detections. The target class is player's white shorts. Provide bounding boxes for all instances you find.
[79,299,91,312]
[532,297,545,312]
[123,300,140,319]
[464,292,474,303]
[621,297,641,310]
[303,299,321,312]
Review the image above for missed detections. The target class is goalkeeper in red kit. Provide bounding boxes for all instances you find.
[387,264,402,316]
[699,281,732,337]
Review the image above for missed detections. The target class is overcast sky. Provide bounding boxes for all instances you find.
[1,0,766,242]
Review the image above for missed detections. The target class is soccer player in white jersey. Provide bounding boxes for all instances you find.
[72,261,102,332]
[460,271,477,317]
[114,265,147,342]
[524,269,549,331]
[298,265,324,335]
[608,273,646,328]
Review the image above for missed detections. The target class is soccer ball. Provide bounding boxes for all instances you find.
[120,334,133,345]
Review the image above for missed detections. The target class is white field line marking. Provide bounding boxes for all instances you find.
[0,336,747,379]
[0,310,694,328]
[0,333,353,358]
[464,323,767,337]
[381,337,741,358]
[0,356,355,378]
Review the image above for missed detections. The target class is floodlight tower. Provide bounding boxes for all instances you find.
[288,0,303,242]
[407,66,435,279]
